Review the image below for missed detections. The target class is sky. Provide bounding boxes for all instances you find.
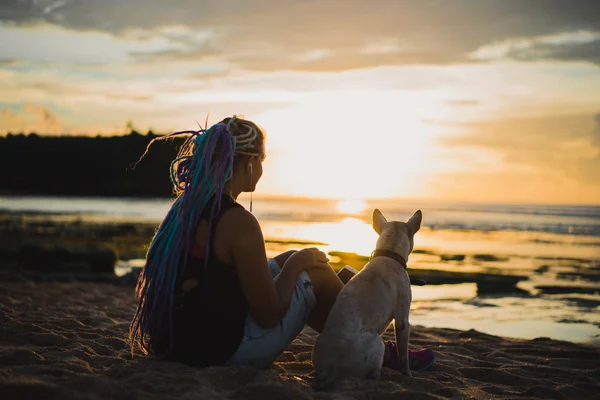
[0,0,599,204]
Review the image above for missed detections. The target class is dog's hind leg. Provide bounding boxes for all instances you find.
[364,333,384,380]
[394,315,412,377]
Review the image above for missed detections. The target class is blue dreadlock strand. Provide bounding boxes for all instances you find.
[129,121,236,356]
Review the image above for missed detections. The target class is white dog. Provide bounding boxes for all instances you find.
[312,209,422,389]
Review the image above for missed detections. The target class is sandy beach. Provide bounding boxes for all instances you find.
[1,280,599,400]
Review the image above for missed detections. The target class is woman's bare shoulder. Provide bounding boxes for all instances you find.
[219,205,262,238]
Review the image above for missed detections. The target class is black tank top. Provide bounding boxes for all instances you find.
[157,195,247,366]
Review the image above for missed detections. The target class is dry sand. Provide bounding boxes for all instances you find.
[1,281,599,400]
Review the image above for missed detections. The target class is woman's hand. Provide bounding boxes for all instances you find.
[283,247,330,273]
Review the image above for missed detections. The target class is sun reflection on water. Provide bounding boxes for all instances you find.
[262,217,378,256]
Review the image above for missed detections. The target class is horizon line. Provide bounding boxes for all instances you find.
[1,192,598,208]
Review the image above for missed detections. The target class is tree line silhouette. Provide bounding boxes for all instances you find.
[0,130,186,198]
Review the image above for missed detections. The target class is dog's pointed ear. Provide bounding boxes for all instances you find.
[372,209,387,235]
[407,210,422,235]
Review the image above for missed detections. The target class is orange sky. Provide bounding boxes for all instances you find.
[0,1,599,204]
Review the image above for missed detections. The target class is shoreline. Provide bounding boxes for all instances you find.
[1,210,599,345]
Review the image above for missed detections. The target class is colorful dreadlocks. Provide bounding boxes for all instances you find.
[129,116,262,356]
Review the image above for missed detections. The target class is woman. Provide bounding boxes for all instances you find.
[129,116,433,371]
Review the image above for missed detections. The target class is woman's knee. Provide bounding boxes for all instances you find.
[273,250,297,267]
[304,265,343,296]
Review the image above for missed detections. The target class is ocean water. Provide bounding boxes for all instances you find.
[1,195,599,344]
[1,195,599,236]
[2,195,597,259]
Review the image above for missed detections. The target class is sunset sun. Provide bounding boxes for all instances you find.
[336,199,366,214]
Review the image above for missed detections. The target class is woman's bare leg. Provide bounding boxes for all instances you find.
[272,250,297,270]
[273,250,355,332]
[304,265,345,332]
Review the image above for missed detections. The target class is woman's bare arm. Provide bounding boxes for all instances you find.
[223,208,303,328]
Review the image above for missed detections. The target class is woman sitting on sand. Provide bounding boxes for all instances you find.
[129,116,433,371]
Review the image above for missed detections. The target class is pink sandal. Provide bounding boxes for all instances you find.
[383,341,435,372]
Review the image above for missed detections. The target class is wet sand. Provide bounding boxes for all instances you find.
[1,281,599,400]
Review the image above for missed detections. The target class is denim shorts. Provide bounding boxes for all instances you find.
[225,258,317,368]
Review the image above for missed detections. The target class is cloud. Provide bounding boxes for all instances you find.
[593,113,600,148]
[428,112,600,203]
[0,58,19,65]
[471,31,600,65]
[129,43,219,64]
[0,68,161,105]
[0,102,65,134]
[2,1,599,71]
[445,100,480,107]
[507,38,600,65]
[441,113,600,186]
